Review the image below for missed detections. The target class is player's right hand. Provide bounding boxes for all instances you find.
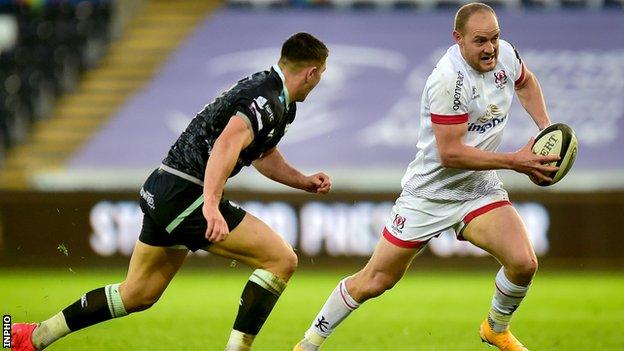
[302,172,331,194]
[202,203,229,242]
[512,137,560,184]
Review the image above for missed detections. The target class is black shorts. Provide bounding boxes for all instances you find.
[138,168,246,251]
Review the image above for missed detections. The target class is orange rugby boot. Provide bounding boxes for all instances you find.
[479,319,528,351]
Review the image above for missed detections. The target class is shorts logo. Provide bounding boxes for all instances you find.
[140,187,155,210]
[391,214,406,233]
[494,70,508,89]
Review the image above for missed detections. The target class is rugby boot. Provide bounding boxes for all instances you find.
[479,319,528,351]
[11,323,38,351]
[293,340,319,351]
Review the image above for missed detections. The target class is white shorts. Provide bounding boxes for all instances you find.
[383,189,511,249]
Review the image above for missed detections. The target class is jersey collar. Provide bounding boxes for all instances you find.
[272,64,291,111]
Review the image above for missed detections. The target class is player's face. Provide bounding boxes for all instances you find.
[456,12,500,73]
[300,62,326,101]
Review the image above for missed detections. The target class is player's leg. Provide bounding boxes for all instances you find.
[20,242,188,350]
[296,193,441,351]
[461,204,535,350]
[120,242,189,312]
[295,236,423,351]
[207,213,298,351]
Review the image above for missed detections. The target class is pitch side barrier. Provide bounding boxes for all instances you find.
[0,190,622,268]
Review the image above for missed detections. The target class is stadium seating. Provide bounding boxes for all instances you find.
[227,0,623,8]
[0,0,113,165]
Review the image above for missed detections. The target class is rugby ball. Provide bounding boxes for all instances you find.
[531,123,578,186]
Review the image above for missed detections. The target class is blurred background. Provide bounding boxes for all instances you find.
[0,0,622,268]
[1,0,623,350]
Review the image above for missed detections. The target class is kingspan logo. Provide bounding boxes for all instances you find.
[467,116,507,134]
[452,71,464,111]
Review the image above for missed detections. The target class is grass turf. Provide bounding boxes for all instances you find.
[2,268,623,350]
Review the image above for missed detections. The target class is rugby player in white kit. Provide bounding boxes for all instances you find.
[295,3,559,351]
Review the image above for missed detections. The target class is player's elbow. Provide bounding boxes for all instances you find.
[438,149,462,168]
[439,154,453,168]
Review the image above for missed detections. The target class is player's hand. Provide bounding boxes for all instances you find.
[202,203,229,242]
[512,137,560,184]
[302,172,331,194]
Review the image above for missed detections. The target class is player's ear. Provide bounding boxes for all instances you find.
[305,66,318,82]
[452,30,463,46]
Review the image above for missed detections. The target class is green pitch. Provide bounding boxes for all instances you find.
[2,268,623,350]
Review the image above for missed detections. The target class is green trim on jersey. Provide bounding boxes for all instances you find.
[166,195,204,233]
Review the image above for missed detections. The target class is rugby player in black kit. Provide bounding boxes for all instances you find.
[11,32,330,351]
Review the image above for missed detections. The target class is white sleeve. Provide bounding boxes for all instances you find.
[501,40,527,87]
[427,69,470,125]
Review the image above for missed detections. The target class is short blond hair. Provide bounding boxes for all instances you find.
[454,2,496,34]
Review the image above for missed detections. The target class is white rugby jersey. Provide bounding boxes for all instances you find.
[402,39,526,200]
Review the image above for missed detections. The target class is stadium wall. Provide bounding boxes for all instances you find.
[1,190,622,268]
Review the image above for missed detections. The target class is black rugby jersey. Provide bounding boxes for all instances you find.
[162,66,296,181]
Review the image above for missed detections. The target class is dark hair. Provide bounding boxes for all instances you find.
[454,2,496,34]
[279,32,328,68]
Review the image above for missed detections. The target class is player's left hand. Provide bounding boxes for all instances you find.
[302,172,331,194]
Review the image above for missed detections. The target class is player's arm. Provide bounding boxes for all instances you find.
[515,66,551,130]
[202,116,253,242]
[433,121,558,183]
[252,147,331,194]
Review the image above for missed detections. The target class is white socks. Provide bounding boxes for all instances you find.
[298,268,529,351]
[488,267,530,332]
[225,330,255,351]
[302,278,361,350]
[31,312,71,350]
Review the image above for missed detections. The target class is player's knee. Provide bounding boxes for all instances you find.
[523,256,539,277]
[121,283,163,312]
[129,292,162,312]
[264,247,298,280]
[509,255,538,280]
[278,248,298,278]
